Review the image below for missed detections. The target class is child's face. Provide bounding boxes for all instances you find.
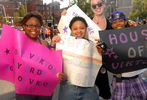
[111,19,127,29]
[23,17,41,40]
[71,21,87,38]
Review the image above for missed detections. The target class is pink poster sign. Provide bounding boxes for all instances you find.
[0,24,62,96]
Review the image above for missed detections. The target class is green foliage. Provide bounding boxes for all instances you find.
[71,0,93,18]
[12,4,26,26]
[19,4,27,17]
[1,16,6,24]
[13,11,23,25]
[13,12,20,22]
[130,0,147,20]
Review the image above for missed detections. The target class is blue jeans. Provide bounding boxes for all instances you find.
[59,81,99,100]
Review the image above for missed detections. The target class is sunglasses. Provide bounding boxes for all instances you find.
[92,2,104,9]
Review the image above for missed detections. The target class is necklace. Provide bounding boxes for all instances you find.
[93,16,107,30]
[93,18,100,25]
[96,22,99,25]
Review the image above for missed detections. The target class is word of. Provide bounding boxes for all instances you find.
[128,46,144,58]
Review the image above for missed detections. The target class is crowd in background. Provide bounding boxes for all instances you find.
[0,0,147,100]
[38,17,147,46]
[0,13,146,44]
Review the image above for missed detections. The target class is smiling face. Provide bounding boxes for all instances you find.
[111,19,127,29]
[71,21,87,38]
[91,0,105,16]
[23,17,41,40]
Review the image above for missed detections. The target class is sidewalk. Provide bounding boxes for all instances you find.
[0,80,59,100]
[0,70,147,100]
[0,80,15,100]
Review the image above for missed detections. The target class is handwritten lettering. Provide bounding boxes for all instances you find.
[6,64,14,71]
[88,26,94,34]
[48,64,53,70]
[30,53,35,59]
[25,66,44,76]
[128,46,144,58]
[111,60,147,70]
[30,67,43,76]
[13,49,18,55]
[130,31,138,42]
[109,31,141,45]
[39,58,45,65]
[18,76,23,81]
[109,34,118,45]
[28,53,56,73]
[29,78,51,87]
[72,12,79,16]
[141,29,147,39]
[120,33,128,43]
[17,63,22,69]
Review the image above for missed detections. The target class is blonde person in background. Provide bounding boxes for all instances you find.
[90,0,112,99]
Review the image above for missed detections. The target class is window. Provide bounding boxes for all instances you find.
[6,5,9,8]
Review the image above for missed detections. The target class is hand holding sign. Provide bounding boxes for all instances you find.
[58,4,101,43]
[0,25,62,96]
[56,34,102,87]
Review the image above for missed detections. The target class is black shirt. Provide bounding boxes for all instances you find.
[95,19,112,99]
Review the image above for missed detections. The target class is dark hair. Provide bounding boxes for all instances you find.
[69,16,88,29]
[19,11,43,26]
[142,20,146,24]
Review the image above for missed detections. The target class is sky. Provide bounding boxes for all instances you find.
[43,0,74,9]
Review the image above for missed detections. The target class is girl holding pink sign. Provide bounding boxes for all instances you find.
[15,11,52,100]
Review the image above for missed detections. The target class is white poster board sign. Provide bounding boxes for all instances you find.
[58,4,101,43]
[56,34,102,87]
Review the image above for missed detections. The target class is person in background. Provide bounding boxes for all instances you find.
[110,10,147,100]
[51,16,99,100]
[52,24,59,36]
[90,0,112,99]
[128,20,135,27]
[43,25,52,44]
[142,19,146,25]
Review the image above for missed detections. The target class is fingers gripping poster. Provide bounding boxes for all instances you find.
[0,25,62,96]
[58,4,101,43]
[56,34,102,87]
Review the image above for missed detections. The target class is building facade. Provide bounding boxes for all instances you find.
[105,0,132,18]
[0,0,62,25]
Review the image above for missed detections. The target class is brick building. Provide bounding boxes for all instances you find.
[0,0,43,16]
[0,0,62,25]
